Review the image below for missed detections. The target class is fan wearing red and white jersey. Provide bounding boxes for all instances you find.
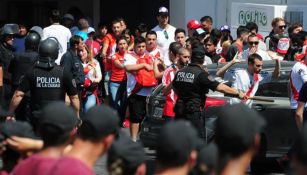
[145,31,161,60]
[290,54,307,109]
[217,53,280,107]
[124,37,155,142]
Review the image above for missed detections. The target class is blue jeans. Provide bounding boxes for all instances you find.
[109,81,127,125]
[83,94,96,112]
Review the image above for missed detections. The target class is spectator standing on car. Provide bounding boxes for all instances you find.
[43,10,71,64]
[152,7,176,67]
[217,53,280,107]
[225,26,249,61]
[101,19,122,104]
[155,121,200,175]
[11,102,78,175]
[110,36,128,126]
[161,42,183,121]
[242,33,271,61]
[45,105,119,175]
[172,46,246,139]
[124,36,155,142]
[215,104,266,175]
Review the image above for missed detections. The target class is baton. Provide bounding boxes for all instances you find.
[248,96,275,102]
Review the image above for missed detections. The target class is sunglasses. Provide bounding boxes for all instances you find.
[255,64,263,68]
[278,25,287,29]
[163,30,169,40]
[248,41,259,46]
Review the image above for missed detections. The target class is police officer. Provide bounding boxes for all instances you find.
[0,24,19,109]
[172,45,246,139]
[8,32,40,121]
[60,35,85,93]
[9,38,80,129]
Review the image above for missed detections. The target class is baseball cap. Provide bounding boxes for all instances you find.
[276,37,290,54]
[87,27,95,34]
[108,133,146,170]
[215,103,266,156]
[193,28,207,37]
[156,120,199,167]
[158,6,169,16]
[29,26,43,39]
[220,25,230,32]
[295,125,307,165]
[187,20,201,30]
[63,13,74,21]
[0,121,36,140]
[39,101,78,133]
[195,143,218,174]
[78,105,119,139]
[191,45,206,60]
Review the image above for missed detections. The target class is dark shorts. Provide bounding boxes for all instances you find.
[128,94,147,123]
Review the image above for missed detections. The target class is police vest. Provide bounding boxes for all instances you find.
[10,51,39,87]
[0,43,14,83]
[29,65,66,111]
[173,64,208,107]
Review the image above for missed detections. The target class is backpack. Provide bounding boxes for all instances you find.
[131,54,157,94]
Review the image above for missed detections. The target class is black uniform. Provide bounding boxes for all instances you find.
[8,50,39,121]
[0,43,14,109]
[173,63,219,139]
[17,64,77,127]
[60,49,85,89]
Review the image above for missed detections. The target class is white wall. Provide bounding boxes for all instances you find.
[170,0,307,34]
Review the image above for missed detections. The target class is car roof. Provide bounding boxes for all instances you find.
[207,60,296,75]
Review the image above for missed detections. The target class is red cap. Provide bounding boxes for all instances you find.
[187,20,201,30]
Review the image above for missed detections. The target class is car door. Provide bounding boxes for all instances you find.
[253,68,299,155]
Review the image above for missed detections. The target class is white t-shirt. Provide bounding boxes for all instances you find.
[224,68,272,107]
[82,59,102,81]
[152,25,176,67]
[290,62,307,109]
[43,24,72,65]
[124,53,153,97]
[242,49,271,61]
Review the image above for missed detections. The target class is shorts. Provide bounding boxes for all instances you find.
[104,71,111,96]
[128,94,147,123]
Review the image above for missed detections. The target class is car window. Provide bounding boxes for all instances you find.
[256,70,290,97]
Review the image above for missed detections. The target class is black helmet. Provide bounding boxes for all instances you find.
[1,24,19,36]
[38,38,59,60]
[25,32,41,50]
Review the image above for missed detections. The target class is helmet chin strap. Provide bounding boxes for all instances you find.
[36,57,56,69]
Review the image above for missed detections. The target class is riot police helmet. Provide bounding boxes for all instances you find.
[38,38,59,60]
[25,32,41,51]
[1,24,19,36]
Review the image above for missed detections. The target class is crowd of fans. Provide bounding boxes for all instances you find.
[0,5,307,175]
